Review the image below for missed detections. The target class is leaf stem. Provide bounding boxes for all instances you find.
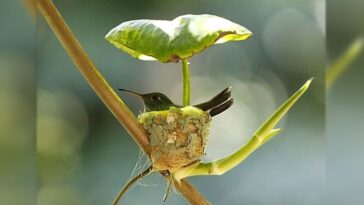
[182,59,191,106]
[36,0,209,204]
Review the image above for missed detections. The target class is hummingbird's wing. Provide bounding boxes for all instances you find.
[209,98,234,117]
[194,87,231,110]
[194,87,234,117]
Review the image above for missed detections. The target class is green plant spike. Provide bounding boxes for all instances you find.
[174,78,313,181]
[326,37,363,89]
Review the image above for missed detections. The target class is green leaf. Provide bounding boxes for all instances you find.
[174,79,312,181]
[105,14,252,63]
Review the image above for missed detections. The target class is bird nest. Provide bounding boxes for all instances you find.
[138,106,211,172]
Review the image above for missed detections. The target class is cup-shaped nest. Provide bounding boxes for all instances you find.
[138,106,211,172]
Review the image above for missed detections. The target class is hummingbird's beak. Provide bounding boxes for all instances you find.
[117,88,143,98]
[118,88,147,112]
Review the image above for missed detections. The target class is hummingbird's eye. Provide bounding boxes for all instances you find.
[152,95,161,101]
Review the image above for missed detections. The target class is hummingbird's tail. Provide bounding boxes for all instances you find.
[194,87,234,117]
[209,98,234,117]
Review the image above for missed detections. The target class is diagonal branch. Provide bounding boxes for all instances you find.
[37,0,150,152]
[24,0,37,20]
[36,0,210,204]
[174,179,210,205]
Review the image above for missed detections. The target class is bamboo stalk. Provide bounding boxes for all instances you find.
[174,179,210,205]
[37,0,150,153]
[24,0,36,20]
[36,0,210,204]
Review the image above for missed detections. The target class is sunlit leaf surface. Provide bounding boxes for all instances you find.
[106,14,252,63]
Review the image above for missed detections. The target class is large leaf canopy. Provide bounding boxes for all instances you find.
[106,14,252,63]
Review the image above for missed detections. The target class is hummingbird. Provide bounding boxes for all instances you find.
[118,87,234,117]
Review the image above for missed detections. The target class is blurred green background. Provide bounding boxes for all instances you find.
[0,0,36,204]
[327,0,364,205]
[1,0,330,204]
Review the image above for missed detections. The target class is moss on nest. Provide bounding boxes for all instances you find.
[138,106,211,172]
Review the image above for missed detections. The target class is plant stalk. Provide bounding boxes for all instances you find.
[173,179,210,205]
[24,0,36,20]
[326,38,363,89]
[37,0,150,152]
[182,59,191,106]
[36,0,209,204]
[174,79,312,180]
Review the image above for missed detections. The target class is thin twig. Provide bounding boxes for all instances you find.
[36,0,210,204]
[112,166,153,205]
[162,177,172,202]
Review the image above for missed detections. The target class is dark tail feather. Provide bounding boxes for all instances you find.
[194,87,232,111]
[209,98,234,117]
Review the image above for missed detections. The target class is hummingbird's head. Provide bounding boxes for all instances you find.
[118,89,176,112]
